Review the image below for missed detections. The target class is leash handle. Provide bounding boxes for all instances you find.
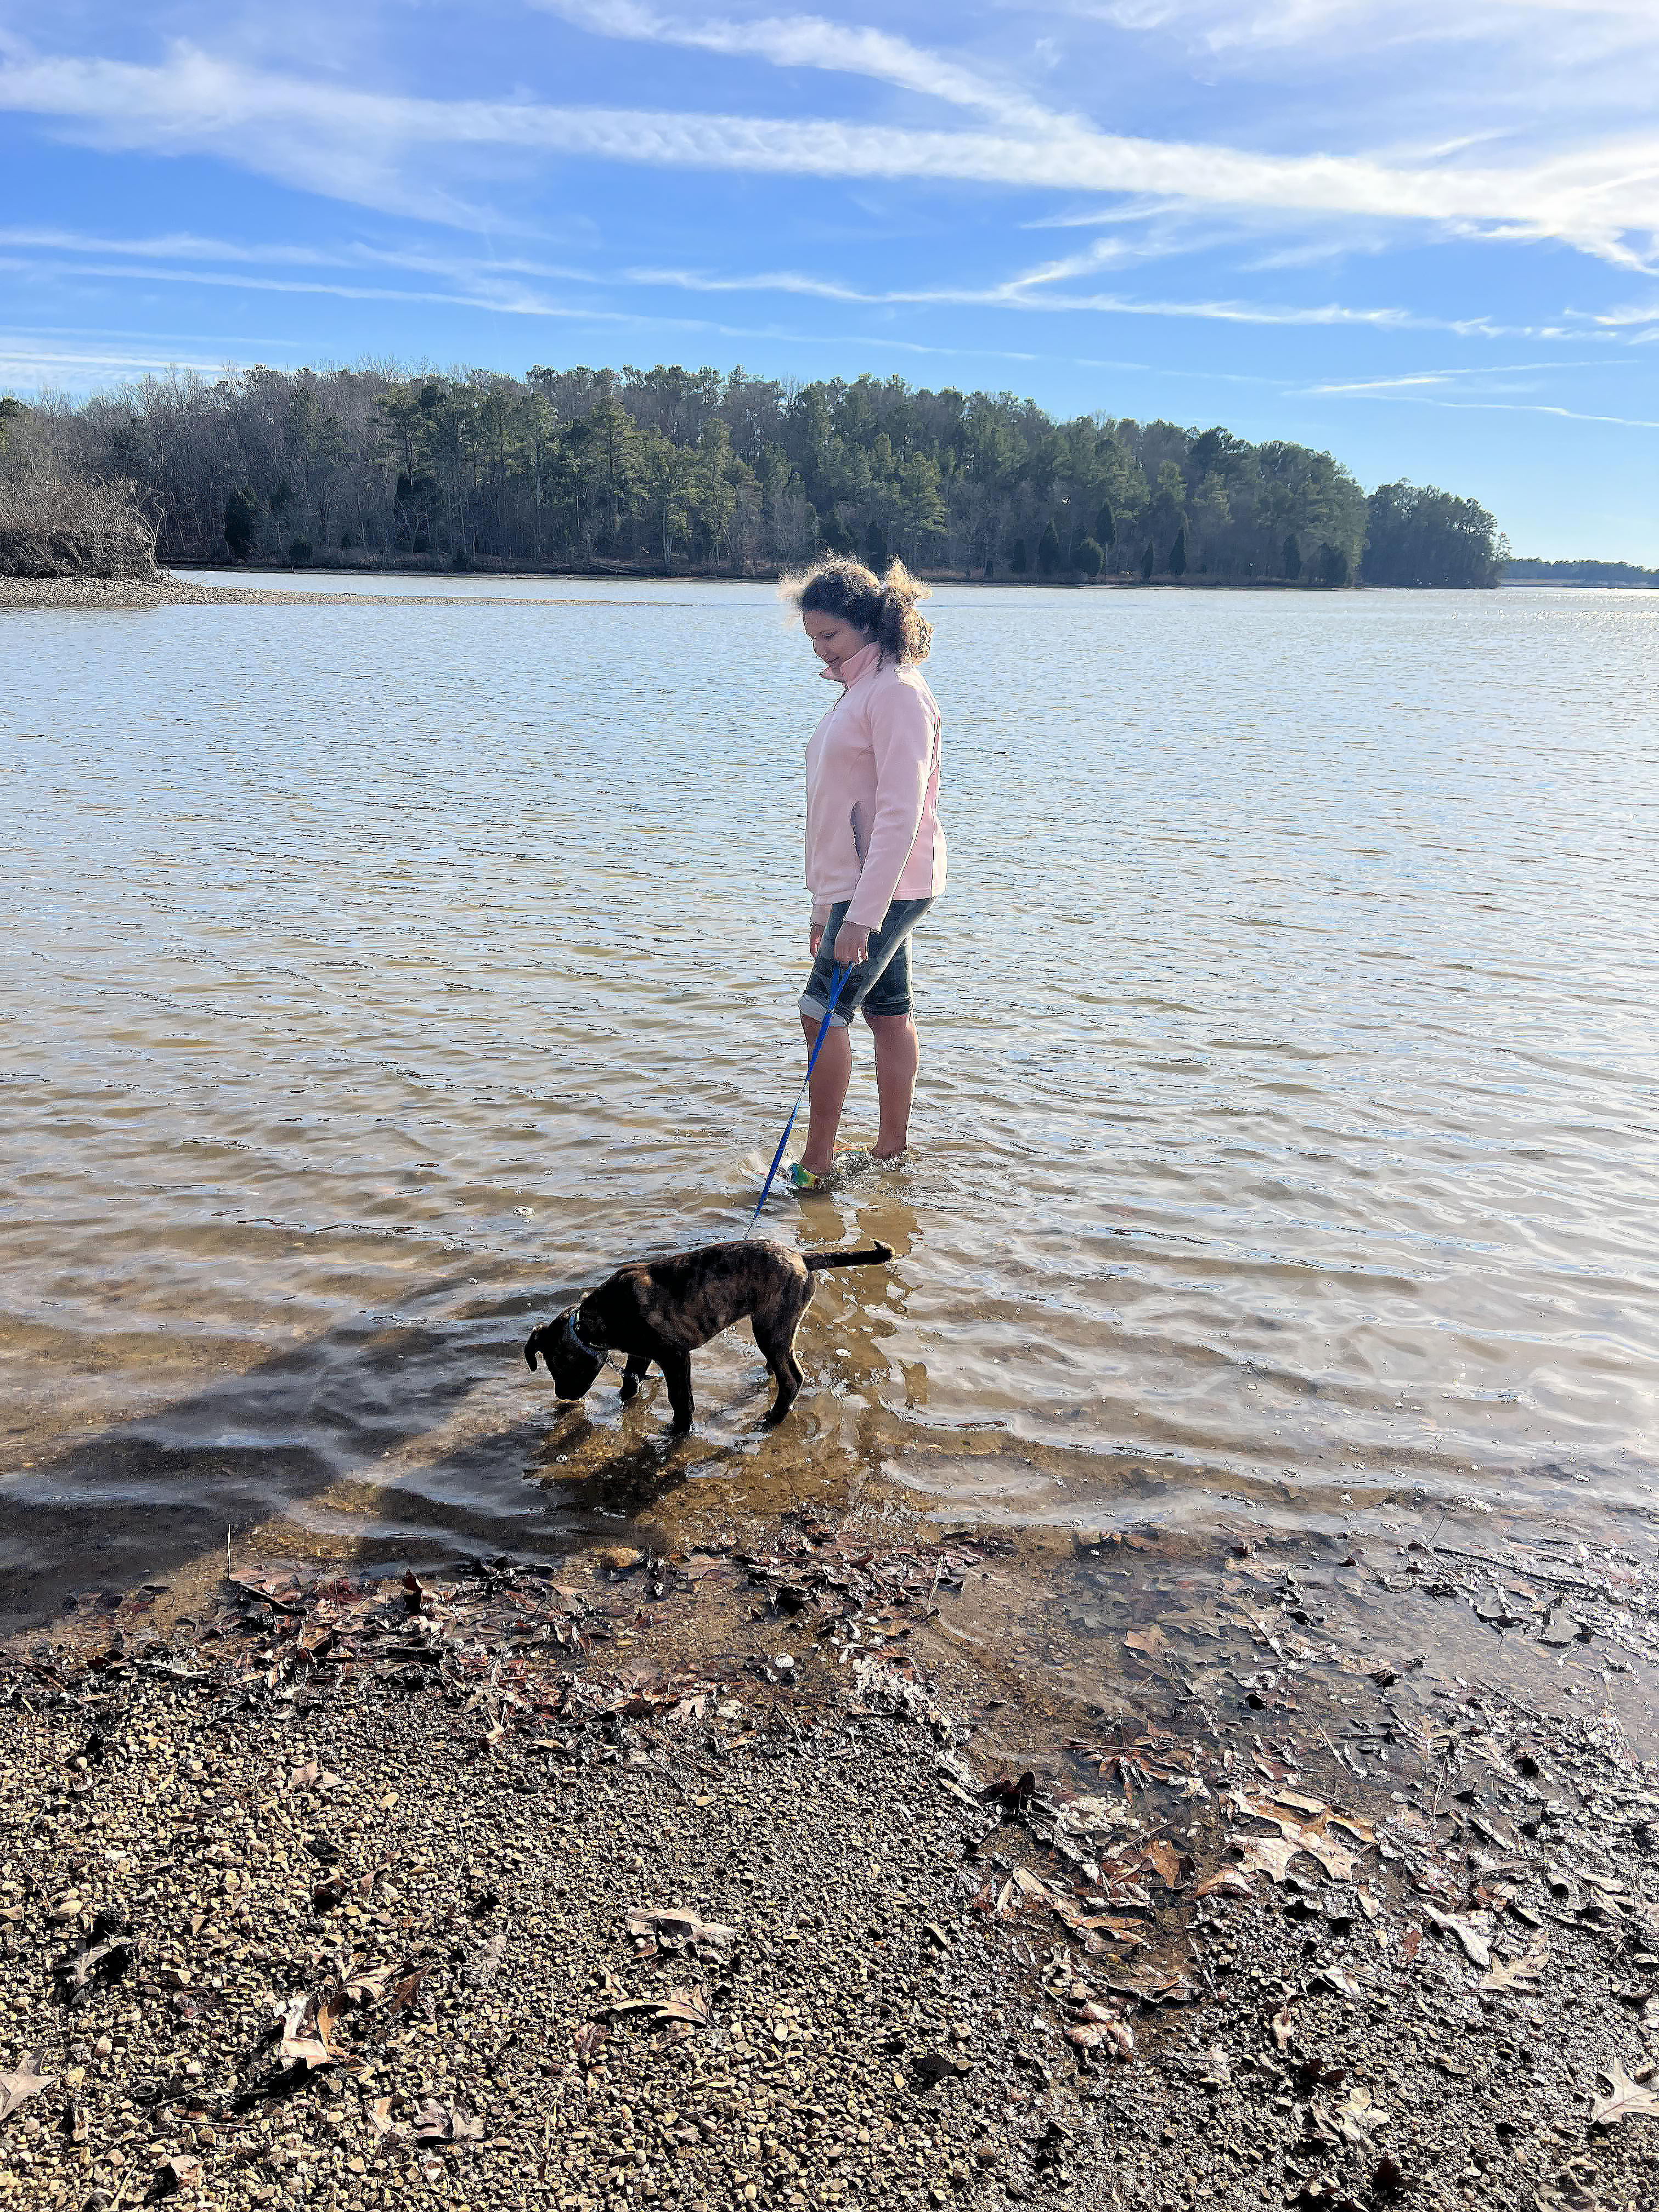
[746,961,849,1234]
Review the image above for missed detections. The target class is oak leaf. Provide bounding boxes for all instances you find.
[1333,2085,1391,2146]
[1481,1929,1549,1992]
[625,1908,737,1961]
[1231,1832,1299,1883]
[1425,1906,1493,1970]
[0,2051,54,2123]
[1590,2059,1659,2126]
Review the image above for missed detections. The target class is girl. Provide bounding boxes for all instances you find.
[784,557,947,1190]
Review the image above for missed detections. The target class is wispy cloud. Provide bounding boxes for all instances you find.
[0,335,262,382]
[1305,359,1623,394]
[626,257,1526,336]
[1,37,1656,273]
[0,224,605,289]
[0,213,1599,351]
[535,0,1056,128]
[1307,387,1659,430]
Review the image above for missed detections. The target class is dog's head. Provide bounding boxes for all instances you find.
[523,1310,607,1402]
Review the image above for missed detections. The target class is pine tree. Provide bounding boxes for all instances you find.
[1169,527,1187,578]
[223,489,259,561]
[1037,518,1062,575]
[1010,538,1028,574]
[1095,500,1115,549]
[1076,537,1103,578]
[1283,532,1301,582]
[1139,541,1155,582]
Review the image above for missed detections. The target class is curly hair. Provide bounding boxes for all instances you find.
[783,555,933,664]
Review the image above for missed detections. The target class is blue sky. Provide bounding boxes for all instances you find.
[3,2,1657,560]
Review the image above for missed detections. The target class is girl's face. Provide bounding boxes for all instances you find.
[804,609,871,678]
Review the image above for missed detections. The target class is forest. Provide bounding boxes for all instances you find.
[5,362,1509,588]
[1503,557,1656,588]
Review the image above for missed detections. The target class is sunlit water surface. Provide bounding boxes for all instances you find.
[2,578,1656,1622]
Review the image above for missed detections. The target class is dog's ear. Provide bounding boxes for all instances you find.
[524,1330,542,1372]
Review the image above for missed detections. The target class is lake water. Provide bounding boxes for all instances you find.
[3,578,1656,1626]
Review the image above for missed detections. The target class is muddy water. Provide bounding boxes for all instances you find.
[2,579,1656,1626]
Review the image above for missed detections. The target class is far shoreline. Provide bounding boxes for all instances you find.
[5,569,1652,612]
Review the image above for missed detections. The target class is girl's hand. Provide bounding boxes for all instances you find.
[833,919,871,967]
[809,922,824,956]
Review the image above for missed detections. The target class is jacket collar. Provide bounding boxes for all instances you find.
[822,639,881,688]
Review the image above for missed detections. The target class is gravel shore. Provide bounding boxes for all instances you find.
[5,1524,1659,2212]
[0,575,591,610]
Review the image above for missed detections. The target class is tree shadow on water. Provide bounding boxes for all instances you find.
[0,1279,585,1637]
[3,1193,921,1637]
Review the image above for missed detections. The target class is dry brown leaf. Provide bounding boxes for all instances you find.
[1231,1832,1299,1883]
[1271,2004,1294,2052]
[602,1987,714,2029]
[368,2097,396,2136]
[625,1908,737,1961]
[1270,1789,1378,1848]
[382,1965,428,2016]
[1481,1929,1550,1993]
[572,2021,607,2062]
[341,1961,398,2005]
[411,2098,483,2144]
[462,1934,505,1989]
[1065,2017,1135,2059]
[1231,1792,1357,1881]
[1125,1627,1168,1657]
[0,2051,54,2122]
[1333,2086,1391,2146]
[1192,1868,1254,1900]
[1075,1912,1149,1948]
[278,1980,360,2072]
[656,1986,713,2027]
[1590,2060,1659,2126]
[1144,1837,1189,1892]
[1426,1906,1493,1970]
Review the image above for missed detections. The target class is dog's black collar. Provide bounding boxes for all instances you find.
[565,1306,606,1361]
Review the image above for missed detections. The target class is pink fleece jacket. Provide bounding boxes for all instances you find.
[804,641,947,930]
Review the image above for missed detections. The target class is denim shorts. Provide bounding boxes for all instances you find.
[799,896,934,1028]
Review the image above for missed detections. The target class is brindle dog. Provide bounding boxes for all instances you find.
[523,1236,894,1433]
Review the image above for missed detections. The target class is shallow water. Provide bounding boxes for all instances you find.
[3,579,1656,1622]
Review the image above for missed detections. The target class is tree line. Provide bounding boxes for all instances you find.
[8,362,1509,587]
[1503,557,1656,588]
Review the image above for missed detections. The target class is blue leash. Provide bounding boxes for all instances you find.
[746,961,849,1234]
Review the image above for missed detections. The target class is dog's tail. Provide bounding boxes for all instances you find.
[804,1240,894,1272]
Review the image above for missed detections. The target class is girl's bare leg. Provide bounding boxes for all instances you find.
[799,1014,853,1175]
[866,1012,919,1159]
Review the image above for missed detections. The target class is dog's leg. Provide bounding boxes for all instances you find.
[659,1350,695,1434]
[754,1316,805,1427]
[619,1354,650,1403]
